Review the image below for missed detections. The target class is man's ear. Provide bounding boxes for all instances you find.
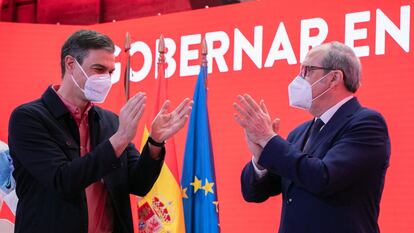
[65,55,76,74]
[332,70,343,85]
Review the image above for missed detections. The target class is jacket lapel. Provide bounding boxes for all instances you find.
[306,97,361,155]
[296,121,314,152]
[41,86,80,160]
[285,120,313,193]
[285,97,361,193]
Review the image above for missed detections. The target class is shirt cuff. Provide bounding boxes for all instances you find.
[251,156,268,179]
[260,133,278,148]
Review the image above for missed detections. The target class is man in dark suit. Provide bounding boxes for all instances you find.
[234,41,390,233]
[8,30,193,233]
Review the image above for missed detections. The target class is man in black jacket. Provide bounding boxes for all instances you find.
[8,30,193,233]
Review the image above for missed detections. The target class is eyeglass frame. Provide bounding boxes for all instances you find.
[299,65,346,82]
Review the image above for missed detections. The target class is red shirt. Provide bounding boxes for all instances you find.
[54,86,114,233]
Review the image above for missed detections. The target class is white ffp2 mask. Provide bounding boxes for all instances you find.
[71,59,112,103]
[288,72,333,110]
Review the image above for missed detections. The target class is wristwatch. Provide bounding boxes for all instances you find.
[148,136,165,147]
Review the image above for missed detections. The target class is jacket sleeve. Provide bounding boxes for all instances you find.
[257,113,390,197]
[240,161,282,203]
[125,141,165,196]
[8,106,121,199]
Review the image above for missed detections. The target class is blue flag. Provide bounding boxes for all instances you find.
[181,65,220,233]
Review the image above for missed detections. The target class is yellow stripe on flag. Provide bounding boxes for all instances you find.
[138,125,185,233]
[140,126,150,152]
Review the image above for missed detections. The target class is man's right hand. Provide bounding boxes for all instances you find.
[110,92,146,157]
[245,130,263,159]
[246,117,280,163]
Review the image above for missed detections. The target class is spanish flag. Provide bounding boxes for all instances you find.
[137,36,185,233]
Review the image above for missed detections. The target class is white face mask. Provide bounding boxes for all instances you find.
[288,72,333,110]
[71,59,112,103]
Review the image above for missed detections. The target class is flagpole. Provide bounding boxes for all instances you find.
[124,32,131,102]
[201,37,208,88]
[201,37,207,66]
[158,34,166,66]
[153,34,167,117]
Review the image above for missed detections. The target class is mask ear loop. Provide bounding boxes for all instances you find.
[70,58,90,93]
[70,74,85,93]
[69,59,86,93]
[75,58,112,81]
[310,71,331,87]
[311,71,335,101]
[74,59,89,78]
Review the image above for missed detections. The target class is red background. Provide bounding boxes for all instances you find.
[1,0,413,232]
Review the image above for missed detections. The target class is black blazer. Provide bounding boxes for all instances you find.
[8,86,165,233]
[241,98,390,233]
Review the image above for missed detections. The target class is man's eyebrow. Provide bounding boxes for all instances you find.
[91,63,115,73]
[90,64,107,69]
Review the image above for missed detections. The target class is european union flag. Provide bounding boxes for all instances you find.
[181,65,220,233]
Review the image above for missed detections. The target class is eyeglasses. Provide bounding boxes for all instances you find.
[299,65,336,78]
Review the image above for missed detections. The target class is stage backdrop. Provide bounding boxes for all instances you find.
[1,0,413,232]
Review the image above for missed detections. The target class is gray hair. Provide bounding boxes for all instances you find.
[320,42,361,93]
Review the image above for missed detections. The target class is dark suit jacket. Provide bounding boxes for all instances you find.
[8,86,165,233]
[241,98,390,233]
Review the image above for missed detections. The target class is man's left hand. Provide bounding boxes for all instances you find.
[150,98,193,143]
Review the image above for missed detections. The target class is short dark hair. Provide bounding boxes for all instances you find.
[60,30,115,77]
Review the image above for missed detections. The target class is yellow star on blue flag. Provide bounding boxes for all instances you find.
[202,179,214,196]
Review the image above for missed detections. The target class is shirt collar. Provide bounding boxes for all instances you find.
[52,85,93,120]
[319,96,354,124]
